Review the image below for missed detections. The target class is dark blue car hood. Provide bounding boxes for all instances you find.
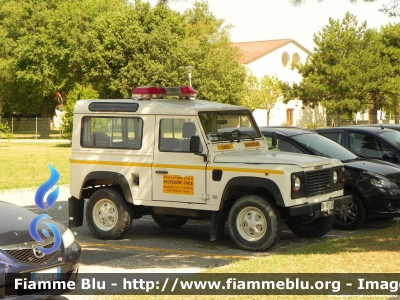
[0,201,65,247]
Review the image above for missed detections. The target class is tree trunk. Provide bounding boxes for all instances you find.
[39,97,51,138]
[369,106,378,124]
[266,110,270,126]
[394,96,399,124]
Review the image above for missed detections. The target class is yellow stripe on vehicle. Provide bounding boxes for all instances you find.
[70,160,284,174]
[70,160,150,167]
[207,166,284,174]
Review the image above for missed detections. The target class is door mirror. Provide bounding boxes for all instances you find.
[190,136,202,153]
[190,136,207,162]
[383,152,398,163]
[271,132,277,148]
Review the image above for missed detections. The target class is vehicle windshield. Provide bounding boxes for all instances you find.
[376,131,400,148]
[199,110,261,142]
[292,133,358,162]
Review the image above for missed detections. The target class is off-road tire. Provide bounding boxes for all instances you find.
[334,191,367,230]
[86,188,132,239]
[228,195,282,251]
[152,214,189,228]
[286,214,335,238]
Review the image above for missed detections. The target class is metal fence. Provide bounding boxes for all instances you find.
[0,117,64,139]
[326,115,400,127]
[2,116,400,139]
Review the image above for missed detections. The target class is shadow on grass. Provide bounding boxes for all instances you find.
[279,219,400,256]
[55,143,71,148]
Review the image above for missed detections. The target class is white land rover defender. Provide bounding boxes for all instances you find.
[68,86,352,251]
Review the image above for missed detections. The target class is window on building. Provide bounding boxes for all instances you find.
[286,109,294,125]
[292,52,300,65]
[282,52,290,67]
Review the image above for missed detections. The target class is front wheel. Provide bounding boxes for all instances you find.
[86,188,132,239]
[228,195,282,251]
[334,191,367,230]
[152,214,189,228]
[286,214,335,238]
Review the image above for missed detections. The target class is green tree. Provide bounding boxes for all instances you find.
[61,84,99,140]
[243,74,285,126]
[0,0,246,133]
[290,13,394,123]
[289,0,400,17]
[380,23,400,123]
[0,0,132,136]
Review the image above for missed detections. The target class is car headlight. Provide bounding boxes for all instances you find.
[361,171,399,189]
[62,228,75,248]
[294,176,301,191]
[333,171,338,184]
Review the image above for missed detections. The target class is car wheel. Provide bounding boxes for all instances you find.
[334,191,367,230]
[286,214,335,238]
[228,195,282,251]
[151,214,189,228]
[86,188,132,239]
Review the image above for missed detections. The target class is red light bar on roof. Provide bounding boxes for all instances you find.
[132,86,196,100]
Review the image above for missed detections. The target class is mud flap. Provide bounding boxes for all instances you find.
[68,196,84,228]
[210,211,225,241]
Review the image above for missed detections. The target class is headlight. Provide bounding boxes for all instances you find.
[361,171,399,189]
[333,171,338,184]
[294,176,301,191]
[62,228,75,248]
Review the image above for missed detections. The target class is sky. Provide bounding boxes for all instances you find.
[146,0,397,52]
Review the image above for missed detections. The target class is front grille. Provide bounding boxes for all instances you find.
[4,242,57,264]
[304,169,333,197]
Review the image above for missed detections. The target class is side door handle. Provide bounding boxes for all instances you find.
[155,170,168,174]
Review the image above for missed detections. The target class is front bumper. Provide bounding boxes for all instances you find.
[0,241,81,299]
[287,195,353,217]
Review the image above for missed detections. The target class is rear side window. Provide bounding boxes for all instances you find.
[81,116,143,149]
[349,132,390,159]
[320,132,342,144]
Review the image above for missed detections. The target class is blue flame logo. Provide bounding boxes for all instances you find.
[29,164,62,255]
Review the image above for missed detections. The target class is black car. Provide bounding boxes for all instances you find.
[0,201,81,299]
[257,126,400,230]
[314,126,400,166]
[359,124,400,132]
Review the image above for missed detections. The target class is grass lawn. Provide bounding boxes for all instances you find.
[106,221,400,300]
[0,142,70,190]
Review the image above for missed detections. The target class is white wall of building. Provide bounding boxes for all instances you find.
[246,42,326,127]
[246,43,308,85]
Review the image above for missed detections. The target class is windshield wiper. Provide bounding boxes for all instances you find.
[238,132,255,141]
[210,133,234,142]
[212,130,256,142]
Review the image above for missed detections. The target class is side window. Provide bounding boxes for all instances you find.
[159,118,202,152]
[321,132,342,144]
[349,132,387,159]
[277,138,305,154]
[81,117,143,149]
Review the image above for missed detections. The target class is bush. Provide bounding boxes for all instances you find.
[61,84,99,140]
[0,122,13,139]
[306,123,318,129]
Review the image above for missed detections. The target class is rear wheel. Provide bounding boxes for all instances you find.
[228,195,282,251]
[286,214,335,238]
[152,214,189,228]
[86,188,132,239]
[334,191,366,230]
